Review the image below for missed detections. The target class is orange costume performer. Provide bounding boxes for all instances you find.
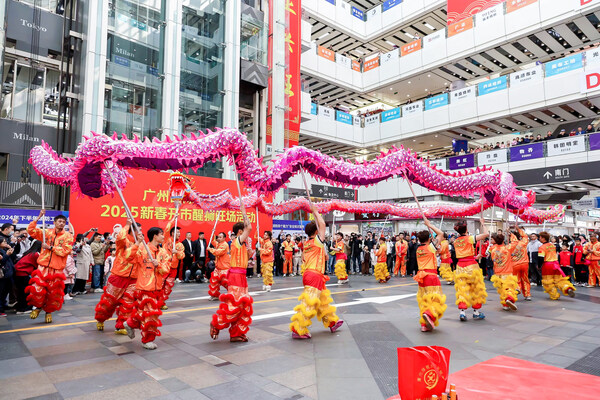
[394,238,408,276]
[414,242,447,331]
[438,239,454,283]
[583,239,600,287]
[374,240,391,283]
[210,237,253,341]
[510,229,530,300]
[489,241,519,311]
[162,219,185,308]
[208,239,230,299]
[333,238,349,283]
[290,236,343,338]
[95,223,139,332]
[259,237,274,290]
[125,241,170,348]
[453,235,487,320]
[282,238,294,275]
[539,241,575,300]
[26,218,73,323]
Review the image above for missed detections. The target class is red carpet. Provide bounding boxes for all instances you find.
[448,355,600,400]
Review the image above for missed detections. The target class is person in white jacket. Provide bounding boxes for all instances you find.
[73,234,93,295]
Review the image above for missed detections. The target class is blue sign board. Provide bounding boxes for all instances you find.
[382,0,402,12]
[336,110,353,125]
[272,220,309,235]
[478,76,508,96]
[0,208,70,227]
[545,54,583,77]
[424,93,449,110]
[114,55,130,67]
[381,108,401,122]
[449,154,475,170]
[311,103,318,115]
[324,0,335,4]
[509,143,544,162]
[351,6,364,20]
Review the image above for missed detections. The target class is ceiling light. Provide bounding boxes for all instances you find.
[408,81,412,84]
[435,135,438,137]
[413,139,416,141]
[425,89,428,91]
[390,87,393,90]
[427,74,431,77]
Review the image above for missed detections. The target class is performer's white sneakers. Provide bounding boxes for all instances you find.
[209,296,219,301]
[123,322,135,339]
[142,342,157,350]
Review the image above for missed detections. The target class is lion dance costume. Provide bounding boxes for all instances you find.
[259,237,274,290]
[510,229,530,300]
[453,235,487,320]
[210,237,253,342]
[489,242,519,311]
[394,238,408,276]
[290,235,343,338]
[374,241,391,283]
[125,242,170,347]
[438,239,454,284]
[26,220,73,323]
[414,243,446,331]
[584,240,600,287]
[95,224,138,333]
[333,239,348,283]
[161,219,185,309]
[539,242,575,300]
[208,239,230,299]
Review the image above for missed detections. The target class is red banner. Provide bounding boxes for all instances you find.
[447,0,504,24]
[69,170,272,242]
[285,0,301,147]
[448,16,474,37]
[363,58,379,72]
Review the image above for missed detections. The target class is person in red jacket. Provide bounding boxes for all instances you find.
[558,245,574,282]
[14,241,41,314]
[573,237,589,286]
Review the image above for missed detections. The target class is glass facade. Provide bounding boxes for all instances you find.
[241,11,267,65]
[104,0,164,138]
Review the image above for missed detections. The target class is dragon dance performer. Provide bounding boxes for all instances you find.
[210,212,254,342]
[332,232,349,284]
[95,219,140,333]
[26,210,73,324]
[289,203,344,339]
[488,233,519,311]
[259,231,274,291]
[124,228,171,350]
[583,232,600,288]
[161,216,185,310]
[438,233,454,284]
[509,227,531,301]
[282,234,294,276]
[415,220,447,332]
[394,233,408,277]
[374,236,391,283]
[539,232,575,300]
[453,218,488,322]
[207,232,231,301]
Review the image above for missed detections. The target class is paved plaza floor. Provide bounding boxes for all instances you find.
[1,275,600,400]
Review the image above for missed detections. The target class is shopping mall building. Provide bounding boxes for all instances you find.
[2,0,600,235]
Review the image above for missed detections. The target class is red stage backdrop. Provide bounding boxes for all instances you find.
[69,170,272,241]
[447,0,505,24]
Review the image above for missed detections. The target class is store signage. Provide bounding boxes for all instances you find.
[478,76,508,96]
[381,49,399,65]
[476,3,502,23]
[272,220,309,236]
[430,158,447,170]
[546,137,585,157]
[425,94,449,110]
[353,116,362,126]
[477,149,507,166]
[311,103,318,115]
[365,115,380,126]
[448,16,473,37]
[510,65,543,86]
[311,184,356,200]
[351,6,364,20]
[319,106,335,120]
[510,162,600,185]
[447,0,502,24]
[402,102,423,116]
[506,0,538,13]
[545,53,583,77]
[401,40,422,56]
[6,0,64,54]
[449,154,475,170]
[363,58,380,72]
[0,208,68,226]
[381,108,401,122]
[318,46,335,61]
[352,60,361,71]
[451,87,476,103]
[589,133,600,150]
[424,30,445,46]
[383,0,403,12]
[571,198,600,211]
[585,48,600,65]
[509,143,544,161]
[0,119,58,154]
[580,67,600,94]
[336,54,352,68]
[336,110,353,125]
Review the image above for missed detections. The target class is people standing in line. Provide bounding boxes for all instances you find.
[527,233,543,286]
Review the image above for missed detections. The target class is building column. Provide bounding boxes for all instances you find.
[79,0,108,140]
[221,0,241,180]
[161,0,182,139]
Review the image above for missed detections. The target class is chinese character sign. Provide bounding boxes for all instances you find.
[449,154,475,170]
[446,0,504,24]
[510,143,544,161]
[69,170,272,239]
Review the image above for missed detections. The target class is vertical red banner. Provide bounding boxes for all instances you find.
[285,0,301,147]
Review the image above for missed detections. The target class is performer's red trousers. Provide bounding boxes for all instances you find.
[126,290,163,343]
[94,275,136,329]
[208,268,228,298]
[25,266,65,314]
[212,268,253,338]
[162,268,177,302]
